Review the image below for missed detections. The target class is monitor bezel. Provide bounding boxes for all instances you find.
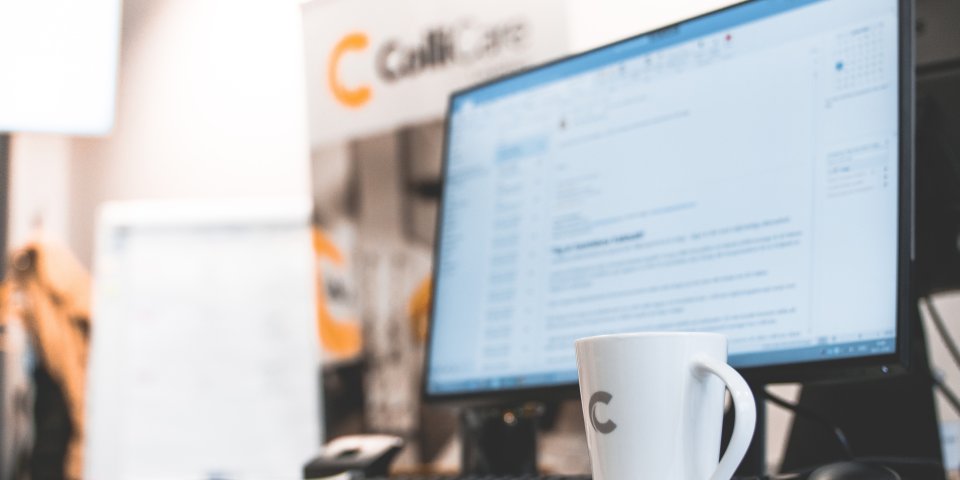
[423,0,915,406]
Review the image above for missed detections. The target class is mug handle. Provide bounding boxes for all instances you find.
[692,355,757,480]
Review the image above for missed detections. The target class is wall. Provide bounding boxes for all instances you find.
[65,0,311,266]
[8,134,71,247]
[566,0,738,51]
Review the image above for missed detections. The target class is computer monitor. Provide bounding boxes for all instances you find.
[425,0,913,405]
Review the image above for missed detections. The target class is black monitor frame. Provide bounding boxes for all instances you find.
[423,0,915,407]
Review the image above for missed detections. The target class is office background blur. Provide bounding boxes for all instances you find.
[3,0,960,478]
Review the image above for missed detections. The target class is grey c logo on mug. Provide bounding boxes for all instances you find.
[589,391,617,434]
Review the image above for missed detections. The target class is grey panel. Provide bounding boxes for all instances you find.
[917,0,960,67]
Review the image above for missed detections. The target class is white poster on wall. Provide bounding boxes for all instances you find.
[301,0,570,147]
[300,0,569,461]
[0,0,120,134]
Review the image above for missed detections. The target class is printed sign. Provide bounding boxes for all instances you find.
[301,0,569,146]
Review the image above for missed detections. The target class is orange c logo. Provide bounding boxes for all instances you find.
[329,32,372,108]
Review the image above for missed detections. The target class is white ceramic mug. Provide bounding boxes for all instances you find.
[576,332,756,480]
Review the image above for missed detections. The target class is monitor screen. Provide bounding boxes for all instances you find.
[427,0,905,396]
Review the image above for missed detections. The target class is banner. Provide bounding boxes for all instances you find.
[302,0,568,146]
[301,0,569,456]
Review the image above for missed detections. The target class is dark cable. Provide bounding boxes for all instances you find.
[923,296,960,372]
[763,388,854,460]
[856,456,944,471]
[925,294,960,414]
[931,371,960,418]
[922,296,960,416]
[759,299,956,476]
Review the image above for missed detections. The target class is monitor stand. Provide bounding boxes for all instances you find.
[728,303,946,478]
[460,404,541,475]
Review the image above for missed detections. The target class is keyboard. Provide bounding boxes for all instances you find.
[366,476,786,480]
[366,474,788,480]
[369,476,591,480]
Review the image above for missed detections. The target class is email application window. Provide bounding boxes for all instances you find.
[428,0,901,394]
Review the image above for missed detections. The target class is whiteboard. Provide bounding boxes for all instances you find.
[85,199,322,480]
